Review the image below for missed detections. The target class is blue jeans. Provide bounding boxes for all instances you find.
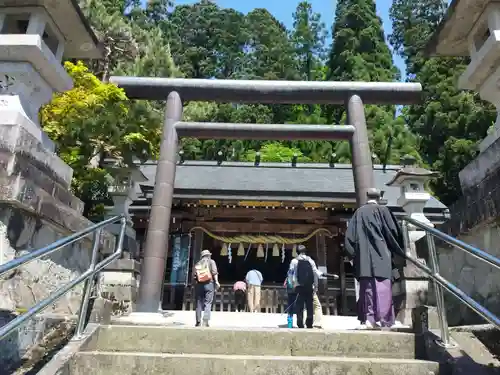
[195,282,214,323]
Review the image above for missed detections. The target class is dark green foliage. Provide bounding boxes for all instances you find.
[291,1,328,82]
[328,0,399,82]
[326,0,419,165]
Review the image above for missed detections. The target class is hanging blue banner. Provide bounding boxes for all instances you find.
[170,234,190,285]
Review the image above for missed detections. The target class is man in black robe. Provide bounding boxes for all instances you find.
[344,188,405,329]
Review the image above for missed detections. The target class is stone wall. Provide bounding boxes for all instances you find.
[0,312,75,372]
[0,205,94,314]
[0,203,121,370]
[435,223,500,326]
[434,148,500,326]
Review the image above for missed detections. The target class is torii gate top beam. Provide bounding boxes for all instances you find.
[108,77,422,105]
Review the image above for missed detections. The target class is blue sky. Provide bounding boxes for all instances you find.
[174,0,406,78]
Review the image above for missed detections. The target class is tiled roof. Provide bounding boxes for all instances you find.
[137,161,447,211]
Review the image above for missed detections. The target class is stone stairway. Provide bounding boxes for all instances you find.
[66,324,440,375]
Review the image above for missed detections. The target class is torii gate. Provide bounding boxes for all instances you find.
[109,77,422,313]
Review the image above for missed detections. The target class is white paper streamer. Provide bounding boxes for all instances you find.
[244,243,252,261]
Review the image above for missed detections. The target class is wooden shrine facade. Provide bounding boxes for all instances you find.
[127,160,449,316]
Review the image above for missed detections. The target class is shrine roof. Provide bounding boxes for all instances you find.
[426,0,490,56]
[135,161,447,211]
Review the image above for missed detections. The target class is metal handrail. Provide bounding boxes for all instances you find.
[401,216,500,348]
[404,216,500,270]
[0,215,127,341]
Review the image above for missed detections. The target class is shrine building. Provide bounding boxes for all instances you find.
[128,158,449,316]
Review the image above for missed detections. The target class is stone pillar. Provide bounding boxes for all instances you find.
[102,159,147,258]
[346,95,375,207]
[315,233,328,309]
[98,159,146,313]
[137,92,183,313]
[191,228,204,270]
[386,155,437,327]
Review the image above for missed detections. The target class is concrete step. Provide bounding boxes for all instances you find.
[70,352,440,375]
[83,325,424,360]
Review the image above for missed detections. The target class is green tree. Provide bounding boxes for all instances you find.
[244,8,299,81]
[243,142,311,163]
[41,62,160,216]
[291,1,328,81]
[328,0,399,83]
[389,0,496,204]
[80,0,140,80]
[168,1,231,78]
[389,0,447,75]
[326,0,419,168]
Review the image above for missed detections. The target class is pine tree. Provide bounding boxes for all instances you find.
[390,0,496,204]
[328,0,399,83]
[244,8,299,81]
[326,0,420,165]
[291,1,328,81]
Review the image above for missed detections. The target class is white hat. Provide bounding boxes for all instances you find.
[201,249,212,257]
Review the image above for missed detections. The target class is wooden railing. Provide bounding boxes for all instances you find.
[161,281,356,315]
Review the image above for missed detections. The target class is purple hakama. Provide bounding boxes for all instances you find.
[358,277,395,327]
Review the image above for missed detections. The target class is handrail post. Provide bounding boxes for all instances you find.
[426,232,452,347]
[74,228,102,339]
[402,220,412,257]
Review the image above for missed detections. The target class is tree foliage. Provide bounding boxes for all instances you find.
[41,62,160,215]
[243,143,311,163]
[291,1,328,82]
[326,0,419,166]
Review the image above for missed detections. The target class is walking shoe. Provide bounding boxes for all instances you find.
[202,320,210,327]
[355,321,377,330]
[195,322,201,327]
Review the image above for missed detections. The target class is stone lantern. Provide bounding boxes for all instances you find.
[100,158,146,313]
[387,155,437,244]
[103,158,147,226]
[386,155,437,327]
[0,0,100,153]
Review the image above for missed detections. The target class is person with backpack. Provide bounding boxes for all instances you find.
[288,244,323,328]
[192,249,220,327]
